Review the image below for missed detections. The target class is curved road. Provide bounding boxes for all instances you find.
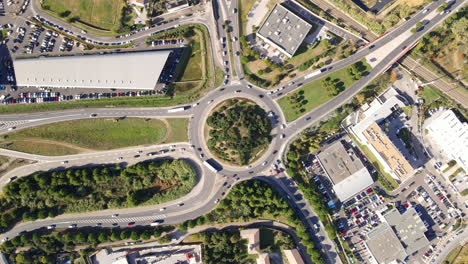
[0,0,466,263]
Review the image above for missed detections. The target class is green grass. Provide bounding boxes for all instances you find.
[419,86,443,105]
[174,82,202,94]
[444,244,468,264]
[41,0,125,32]
[443,160,457,173]
[0,141,81,156]
[450,168,466,180]
[179,39,203,81]
[278,60,371,122]
[214,66,225,88]
[349,134,399,190]
[0,118,188,155]
[165,118,189,142]
[0,95,192,115]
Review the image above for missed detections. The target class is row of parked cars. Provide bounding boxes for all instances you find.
[2,89,167,105]
[34,14,126,47]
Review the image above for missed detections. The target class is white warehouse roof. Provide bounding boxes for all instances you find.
[13,50,172,90]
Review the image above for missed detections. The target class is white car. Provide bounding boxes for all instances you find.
[61,160,68,164]
[111,214,118,218]
[214,199,220,204]
[7,127,16,131]
[207,100,213,104]
[68,224,77,228]
[280,134,285,139]
[159,207,166,211]
[262,161,268,166]
[281,124,286,129]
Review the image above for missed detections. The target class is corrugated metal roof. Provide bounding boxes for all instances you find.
[13,50,172,89]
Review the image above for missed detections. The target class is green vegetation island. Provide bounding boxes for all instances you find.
[0,118,188,155]
[0,159,196,231]
[206,99,272,165]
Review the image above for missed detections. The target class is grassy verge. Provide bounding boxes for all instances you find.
[39,0,131,36]
[450,168,466,180]
[278,60,370,122]
[0,118,188,155]
[0,94,191,115]
[151,24,216,96]
[165,118,189,142]
[444,244,468,264]
[349,133,399,190]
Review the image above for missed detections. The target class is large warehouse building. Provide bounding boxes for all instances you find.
[13,50,172,90]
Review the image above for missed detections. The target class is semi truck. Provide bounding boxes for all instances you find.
[167,106,187,113]
[203,160,219,173]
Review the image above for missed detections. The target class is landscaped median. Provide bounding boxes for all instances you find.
[278,60,371,122]
[0,159,197,231]
[0,118,188,155]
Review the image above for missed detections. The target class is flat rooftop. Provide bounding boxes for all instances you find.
[13,50,172,90]
[363,122,414,181]
[256,4,312,57]
[384,208,429,255]
[318,140,364,184]
[366,223,407,264]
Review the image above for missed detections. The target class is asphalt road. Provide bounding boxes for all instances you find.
[0,0,466,263]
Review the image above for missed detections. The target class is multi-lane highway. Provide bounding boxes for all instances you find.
[0,0,466,262]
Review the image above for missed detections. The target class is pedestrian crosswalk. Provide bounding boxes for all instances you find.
[75,214,166,224]
[0,120,29,129]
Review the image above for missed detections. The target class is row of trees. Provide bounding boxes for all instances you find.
[178,180,327,264]
[206,100,272,165]
[0,159,196,231]
[1,225,172,264]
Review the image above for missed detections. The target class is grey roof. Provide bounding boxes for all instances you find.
[384,208,430,255]
[317,140,373,201]
[13,50,172,89]
[256,4,312,57]
[366,223,407,264]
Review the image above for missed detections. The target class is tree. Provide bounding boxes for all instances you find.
[98,232,108,243]
[76,232,87,243]
[111,231,121,241]
[130,230,140,240]
[141,230,152,240]
[451,17,467,42]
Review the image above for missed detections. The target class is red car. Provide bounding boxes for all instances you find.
[127,222,135,226]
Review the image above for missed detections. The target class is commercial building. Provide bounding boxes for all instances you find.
[240,229,272,264]
[365,222,407,264]
[384,208,429,255]
[362,122,414,181]
[13,50,172,90]
[165,0,190,13]
[317,140,374,201]
[91,245,202,264]
[283,249,305,264]
[425,109,468,172]
[365,207,429,264]
[256,4,313,57]
[348,87,416,182]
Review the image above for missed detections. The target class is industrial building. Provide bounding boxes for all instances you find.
[317,140,374,201]
[13,50,172,90]
[365,207,429,264]
[256,4,313,57]
[425,109,468,173]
